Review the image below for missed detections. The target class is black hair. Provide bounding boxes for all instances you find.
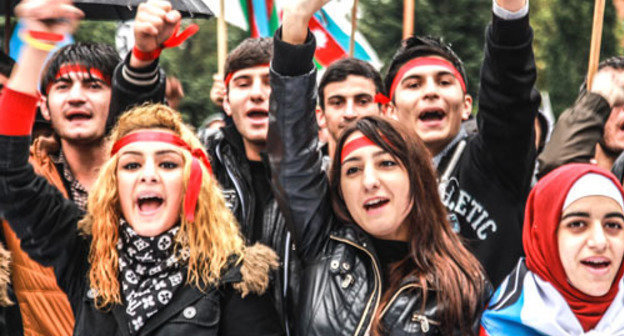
[0,51,15,78]
[223,37,273,87]
[384,36,467,100]
[318,57,384,109]
[40,42,119,96]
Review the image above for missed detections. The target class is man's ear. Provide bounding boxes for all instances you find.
[39,96,51,121]
[461,94,473,120]
[222,94,233,117]
[315,106,326,128]
[383,102,399,121]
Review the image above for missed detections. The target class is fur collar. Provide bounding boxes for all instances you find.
[0,242,12,306]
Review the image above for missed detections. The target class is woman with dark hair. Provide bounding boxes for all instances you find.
[480,164,624,335]
[269,114,488,334]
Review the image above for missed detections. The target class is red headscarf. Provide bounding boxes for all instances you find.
[523,163,624,331]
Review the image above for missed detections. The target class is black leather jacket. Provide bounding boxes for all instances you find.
[201,125,298,331]
[266,43,487,335]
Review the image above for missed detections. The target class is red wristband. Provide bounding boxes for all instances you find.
[132,46,162,61]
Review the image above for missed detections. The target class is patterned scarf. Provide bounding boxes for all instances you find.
[118,220,189,334]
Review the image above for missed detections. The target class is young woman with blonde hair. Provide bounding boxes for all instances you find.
[0,3,284,335]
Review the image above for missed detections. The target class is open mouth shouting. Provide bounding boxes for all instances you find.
[363,196,390,214]
[65,109,93,122]
[246,108,269,126]
[580,256,612,275]
[418,108,446,126]
[136,192,165,217]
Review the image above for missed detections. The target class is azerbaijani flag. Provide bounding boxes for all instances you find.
[206,0,381,69]
[309,2,381,70]
[240,0,279,38]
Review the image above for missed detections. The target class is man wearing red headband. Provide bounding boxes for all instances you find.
[0,1,122,335]
[381,0,540,286]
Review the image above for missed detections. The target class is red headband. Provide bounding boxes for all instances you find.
[111,130,213,223]
[46,64,111,94]
[388,57,466,101]
[341,135,377,163]
[223,63,270,89]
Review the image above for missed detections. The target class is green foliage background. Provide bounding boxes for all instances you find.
[2,0,622,124]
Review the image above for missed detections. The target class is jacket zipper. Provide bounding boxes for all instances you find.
[329,235,381,336]
[379,283,441,333]
[379,283,420,318]
[216,143,248,225]
[411,313,440,333]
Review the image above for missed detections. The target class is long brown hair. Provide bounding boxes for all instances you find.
[79,104,245,309]
[329,115,485,335]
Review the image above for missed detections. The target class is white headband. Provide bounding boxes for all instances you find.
[563,173,624,211]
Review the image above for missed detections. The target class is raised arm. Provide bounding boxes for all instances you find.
[496,0,526,12]
[476,0,541,193]
[538,68,624,177]
[0,0,88,303]
[109,0,180,118]
[267,0,332,261]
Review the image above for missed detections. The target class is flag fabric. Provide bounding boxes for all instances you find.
[309,4,382,70]
[202,0,249,31]
[208,0,381,69]
[240,0,279,38]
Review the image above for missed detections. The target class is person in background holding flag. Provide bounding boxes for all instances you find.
[480,163,624,335]
[384,0,540,287]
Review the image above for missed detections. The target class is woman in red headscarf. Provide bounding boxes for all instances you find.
[480,163,624,335]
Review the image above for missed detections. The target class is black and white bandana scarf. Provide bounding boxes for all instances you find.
[118,220,190,334]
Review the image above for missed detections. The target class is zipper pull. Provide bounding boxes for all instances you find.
[412,314,430,333]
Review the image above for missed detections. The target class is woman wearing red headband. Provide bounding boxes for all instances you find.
[0,1,285,335]
[0,100,285,336]
[269,113,488,335]
[480,164,624,335]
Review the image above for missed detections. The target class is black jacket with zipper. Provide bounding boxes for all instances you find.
[266,29,489,336]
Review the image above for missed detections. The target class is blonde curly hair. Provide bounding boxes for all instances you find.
[79,104,244,309]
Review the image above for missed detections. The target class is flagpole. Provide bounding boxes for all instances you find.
[217,0,228,75]
[349,0,359,57]
[403,0,414,39]
[587,0,606,90]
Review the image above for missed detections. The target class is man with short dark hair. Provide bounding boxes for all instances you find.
[383,0,540,286]
[316,57,385,160]
[0,23,121,336]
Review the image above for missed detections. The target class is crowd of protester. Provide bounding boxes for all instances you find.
[0,0,624,335]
